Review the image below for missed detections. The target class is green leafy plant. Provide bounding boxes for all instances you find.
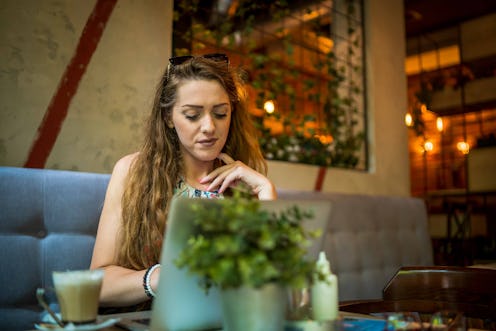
[175,190,322,292]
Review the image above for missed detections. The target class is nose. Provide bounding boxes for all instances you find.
[200,114,215,133]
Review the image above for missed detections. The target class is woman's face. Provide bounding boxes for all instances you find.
[171,79,232,164]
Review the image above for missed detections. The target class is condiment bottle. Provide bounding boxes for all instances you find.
[311,251,338,321]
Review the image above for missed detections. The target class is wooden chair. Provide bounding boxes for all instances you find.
[339,266,496,329]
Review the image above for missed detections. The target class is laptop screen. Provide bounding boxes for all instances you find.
[149,197,332,331]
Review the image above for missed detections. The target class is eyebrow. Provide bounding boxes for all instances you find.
[180,103,230,110]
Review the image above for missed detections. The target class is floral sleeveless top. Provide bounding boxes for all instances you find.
[174,179,223,199]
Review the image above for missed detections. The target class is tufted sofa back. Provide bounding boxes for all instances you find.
[0,167,110,331]
[277,190,434,302]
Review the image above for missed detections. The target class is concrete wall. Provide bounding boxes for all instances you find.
[0,0,410,196]
[0,0,172,172]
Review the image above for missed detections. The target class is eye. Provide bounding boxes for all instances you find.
[185,114,199,121]
[214,112,228,119]
[212,105,230,119]
[183,110,200,121]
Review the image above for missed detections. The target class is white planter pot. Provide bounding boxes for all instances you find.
[220,283,286,331]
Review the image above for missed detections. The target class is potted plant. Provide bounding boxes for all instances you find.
[175,189,322,331]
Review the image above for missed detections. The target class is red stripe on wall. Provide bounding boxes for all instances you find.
[314,166,327,191]
[24,0,118,168]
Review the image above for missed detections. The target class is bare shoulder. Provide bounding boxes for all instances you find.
[113,153,139,174]
[105,153,139,191]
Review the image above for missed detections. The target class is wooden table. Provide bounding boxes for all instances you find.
[339,266,496,330]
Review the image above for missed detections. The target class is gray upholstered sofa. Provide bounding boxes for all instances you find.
[0,166,433,330]
[277,190,434,302]
[0,167,110,330]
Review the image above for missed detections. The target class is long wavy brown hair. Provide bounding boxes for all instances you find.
[117,56,267,270]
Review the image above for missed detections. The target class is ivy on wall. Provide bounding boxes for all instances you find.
[173,0,366,169]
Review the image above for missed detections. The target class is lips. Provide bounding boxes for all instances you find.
[197,138,218,147]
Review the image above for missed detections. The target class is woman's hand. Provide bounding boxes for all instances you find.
[200,153,277,200]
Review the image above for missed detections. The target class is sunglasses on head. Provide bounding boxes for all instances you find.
[168,53,229,66]
[162,53,230,97]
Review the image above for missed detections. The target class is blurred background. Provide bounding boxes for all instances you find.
[0,0,495,265]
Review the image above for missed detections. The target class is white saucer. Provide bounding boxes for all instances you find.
[35,318,120,331]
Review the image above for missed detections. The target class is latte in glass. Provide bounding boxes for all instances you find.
[52,269,103,324]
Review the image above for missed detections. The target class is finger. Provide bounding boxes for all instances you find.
[206,167,234,191]
[199,163,235,184]
[217,172,241,193]
[217,153,235,165]
[206,162,245,192]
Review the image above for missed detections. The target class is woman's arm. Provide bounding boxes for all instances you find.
[90,153,160,307]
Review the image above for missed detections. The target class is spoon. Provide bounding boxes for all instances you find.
[36,288,65,328]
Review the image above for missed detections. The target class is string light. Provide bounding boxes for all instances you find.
[456,141,470,154]
[424,140,433,152]
[405,113,413,127]
[436,117,443,132]
[264,100,275,114]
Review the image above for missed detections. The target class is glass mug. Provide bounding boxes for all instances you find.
[287,287,311,320]
[51,269,104,324]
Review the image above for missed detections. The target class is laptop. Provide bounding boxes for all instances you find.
[122,196,332,331]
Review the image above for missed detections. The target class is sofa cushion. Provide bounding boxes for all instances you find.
[0,167,110,331]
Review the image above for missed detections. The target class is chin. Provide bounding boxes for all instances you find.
[195,152,221,162]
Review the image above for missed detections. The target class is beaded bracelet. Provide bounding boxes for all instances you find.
[143,263,161,298]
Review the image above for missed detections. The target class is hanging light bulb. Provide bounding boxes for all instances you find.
[405,113,413,127]
[457,141,470,154]
[436,117,443,132]
[424,140,433,152]
[264,100,275,114]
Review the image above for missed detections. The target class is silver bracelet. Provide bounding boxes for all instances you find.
[143,263,160,298]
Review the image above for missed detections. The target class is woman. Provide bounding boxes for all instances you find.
[90,54,277,308]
